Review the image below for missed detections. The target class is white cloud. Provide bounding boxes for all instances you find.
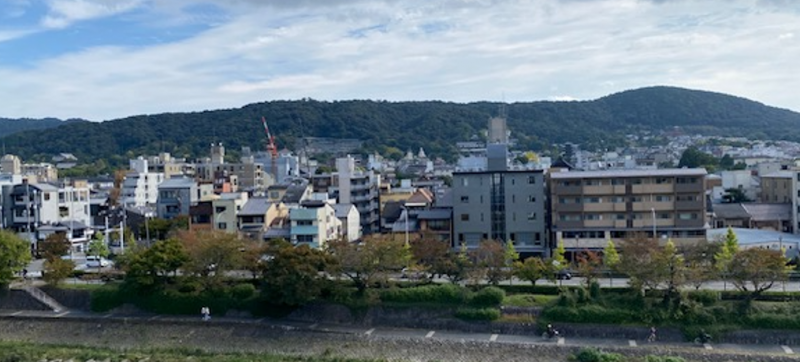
[1,0,800,120]
[40,0,143,29]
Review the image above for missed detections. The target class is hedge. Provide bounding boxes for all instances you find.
[379,284,468,304]
[455,307,500,321]
[469,287,505,307]
[540,305,637,324]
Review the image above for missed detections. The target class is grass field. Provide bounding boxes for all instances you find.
[0,341,383,362]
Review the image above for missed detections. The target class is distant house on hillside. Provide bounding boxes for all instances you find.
[52,153,78,169]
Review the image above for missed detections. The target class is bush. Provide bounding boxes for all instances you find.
[745,313,800,330]
[231,283,256,300]
[686,290,719,306]
[645,356,686,362]
[469,287,505,307]
[542,305,636,324]
[455,307,500,321]
[90,284,128,312]
[380,284,467,305]
[570,348,624,362]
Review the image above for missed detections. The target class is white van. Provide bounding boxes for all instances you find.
[86,256,111,268]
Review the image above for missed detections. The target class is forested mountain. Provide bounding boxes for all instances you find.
[0,118,74,138]
[2,86,799,168]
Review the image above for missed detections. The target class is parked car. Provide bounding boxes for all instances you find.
[555,270,573,280]
[86,256,111,268]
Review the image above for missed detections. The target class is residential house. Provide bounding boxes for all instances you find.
[156,178,198,220]
[290,200,341,248]
[333,203,360,242]
[237,198,286,239]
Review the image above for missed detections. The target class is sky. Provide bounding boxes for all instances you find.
[0,0,799,122]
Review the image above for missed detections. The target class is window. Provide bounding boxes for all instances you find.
[583,197,600,203]
[528,176,536,184]
[460,214,470,221]
[461,178,468,186]
[559,214,580,221]
[631,178,642,185]
[615,214,626,220]
[678,213,698,220]
[297,235,314,243]
[297,220,313,226]
[676,194,697,202]
[44,194,50,201]
[528,195,537,202]
[460,196,469,203]
[215,206,227,213]
[217,222,227,229]
[528,212,537,220]
[584,214,601,220]
[480,213,484,222]
[654,195,671,202]
[658,213,671,219]
[609,196,625,203]
[611,178,625,185]
[655,177,671,184]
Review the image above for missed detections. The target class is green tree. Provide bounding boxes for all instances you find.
[43,258,74,286]
[327,235,410,294]
[678,146,717,170]
[504,240,519,266]
[729,248,788,304]
[684,240,719,290]
[655,239,686,306]
[470,240,508,285]
[87,234,110,271]
[261,240,331,306]
[513,257,548,286]
[714,227,739,289]
[178,230,244,284]
[409,232,450,282]
[722,188,751,203]
[603,239,620,286]
[0,230,31,286]
[618,235,661,294]
[122,238,188,290]
[439,243,472,284]
[38,232,70,261]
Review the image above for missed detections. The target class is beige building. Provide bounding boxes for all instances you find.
[760,171,792,203]
[549,168,708,252]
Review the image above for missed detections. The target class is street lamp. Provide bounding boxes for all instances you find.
[402,205,409,246]
[651,207,656,241]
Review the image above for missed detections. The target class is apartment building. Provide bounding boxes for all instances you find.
[290,200,341,248]
[332,156,381,234]
[156,178,198,220]
[760,171,792,203]
[122,157,165,207]
[549,168,708,252]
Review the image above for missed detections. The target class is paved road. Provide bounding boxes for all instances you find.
[0,308,795,357]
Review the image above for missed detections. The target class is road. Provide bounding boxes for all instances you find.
[0,308,796,358]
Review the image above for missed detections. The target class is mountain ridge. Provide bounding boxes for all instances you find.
[2,86,799,168]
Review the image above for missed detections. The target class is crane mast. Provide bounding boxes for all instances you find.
[261,117,278,184]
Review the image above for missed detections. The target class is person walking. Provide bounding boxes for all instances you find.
[647,326,657,342]
[201,306,210,321]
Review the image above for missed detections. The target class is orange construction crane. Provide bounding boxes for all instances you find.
[261,117,278,181]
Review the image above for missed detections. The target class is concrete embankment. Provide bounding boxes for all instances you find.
[0,316,798,362]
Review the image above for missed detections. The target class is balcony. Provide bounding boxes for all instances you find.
[555,203,583,213]
[676,182,704,193]
[583,185,613,195]
[584,203,613,213]
[632,184,673,194]
[291,225,319,235]
[676,200,703,211]
[554,185,582,195]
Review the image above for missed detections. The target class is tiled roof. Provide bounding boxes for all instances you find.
[741,203,792,221]
[239,198,272,215]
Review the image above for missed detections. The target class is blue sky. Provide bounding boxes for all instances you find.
[1,0,799,121]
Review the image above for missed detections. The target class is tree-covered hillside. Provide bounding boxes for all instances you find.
[2,86,799,167]
[0,118,72,138]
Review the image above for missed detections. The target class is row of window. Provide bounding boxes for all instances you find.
[558,177,700,187]
[558,212,700,221]
[558,194,691,204]
[460,212,537,221]
[461,195,537,203]
[562,230,706,239]
[459,175,538,187]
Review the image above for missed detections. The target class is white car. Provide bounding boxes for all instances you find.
[86,256,112,268]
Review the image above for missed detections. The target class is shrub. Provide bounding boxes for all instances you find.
[469,287,505,307]
[542,305,636,324]
[645,356,686,362]
[455,307,500,321]
[231,283,256,300]
[745,313,800,330]
[90,284,128,312]
[570,348,624,362]
[686,290,719,306]
[589,282,601,300]
[380,284,468,304]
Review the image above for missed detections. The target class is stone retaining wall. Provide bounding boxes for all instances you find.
[0,288,50,311]
[39,285,92,311]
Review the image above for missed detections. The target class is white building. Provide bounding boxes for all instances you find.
[122,157,165,207]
